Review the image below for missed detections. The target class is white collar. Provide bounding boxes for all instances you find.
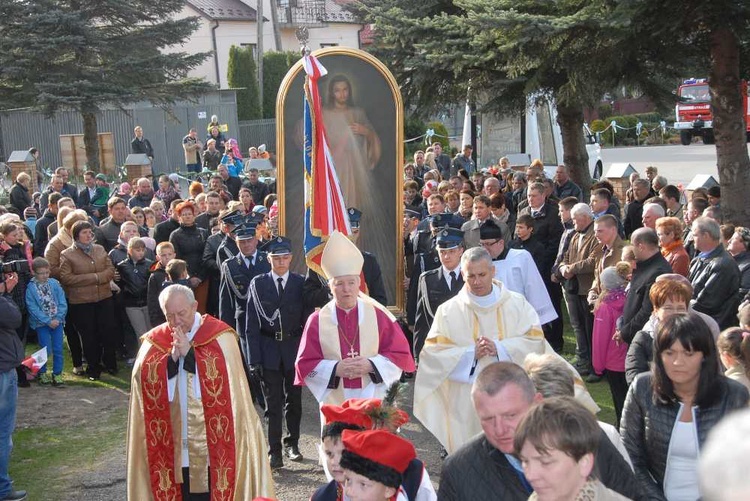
[328,298,364,326]
[187,312,202,342]
[271,271,289,283]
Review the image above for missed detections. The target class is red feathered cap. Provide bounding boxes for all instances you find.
[321,403,373,429]
[342,398,410,428]
[341,429,416,474]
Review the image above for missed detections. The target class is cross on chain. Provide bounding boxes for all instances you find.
[347,347,359,358]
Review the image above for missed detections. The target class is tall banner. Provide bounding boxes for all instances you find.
[302,54,352,276]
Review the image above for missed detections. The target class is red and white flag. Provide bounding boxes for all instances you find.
[22,347,48,375]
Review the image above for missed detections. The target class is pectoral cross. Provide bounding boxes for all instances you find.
[347,347,359,358]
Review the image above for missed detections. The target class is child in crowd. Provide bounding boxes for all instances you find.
[147,242,175,327]
[116,238,153,339]
[591,262,631,428]
[25,257,67,386]
[143,207,157,237]
[717,328,750,393]
[165,259,190,288]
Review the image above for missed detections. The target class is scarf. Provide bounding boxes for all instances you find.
[75,241,93,255]
[661,239,684,256]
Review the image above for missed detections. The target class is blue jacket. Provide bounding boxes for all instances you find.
[25,278,68,329]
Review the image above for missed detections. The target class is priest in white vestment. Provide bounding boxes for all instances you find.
[295,231,414,424]
[479,219,557,325]
[413,246,596,454]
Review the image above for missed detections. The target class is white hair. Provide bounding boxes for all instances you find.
[571,203,594,219]
[643,203,666,217]
[158,284,195,314]
[460,246,493,269]
[700,408,750,500]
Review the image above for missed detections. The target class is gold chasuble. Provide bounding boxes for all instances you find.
[126,315,275,500]
[413,281,597,454]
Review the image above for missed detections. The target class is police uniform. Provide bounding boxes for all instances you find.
[303,207,387,310]
[246,237,308,468]
[413,227,465,359]
[203,209,243,317]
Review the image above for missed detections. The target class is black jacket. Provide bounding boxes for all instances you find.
[618,252,672,344]
[147,265,167,327]
[439,432,642,501]
[734,251,750,298]
[0,295,23,373]
[414,266,462,358]
[223,176,242,201]
[242,180,269,206]
[8,182,31,216]
[621,373,749,500]
[517,201,563,275]
[116,257,153,307]
[131,136,154,158]
[195,211,219,232]
[625,329,654,385]
[688,244,741,330]
[169,224,208,280]
[34,211,56,257]
[127,192,154,209]
[623,199,644,238]
[153,218,180,245]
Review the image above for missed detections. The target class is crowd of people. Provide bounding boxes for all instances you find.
[0,131,747,500]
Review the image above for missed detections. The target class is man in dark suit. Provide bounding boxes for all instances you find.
[413,227,465,360]
[246,237,309,469]
[219,221,270,405]
[202,209,243,317]
[303,207,387,309]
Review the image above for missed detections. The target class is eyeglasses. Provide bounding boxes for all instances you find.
[480,239,502,247]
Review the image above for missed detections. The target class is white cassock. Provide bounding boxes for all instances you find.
[413,281,597,453]
[493,248,557,325]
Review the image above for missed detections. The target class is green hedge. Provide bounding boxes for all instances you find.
[601,112,668,146]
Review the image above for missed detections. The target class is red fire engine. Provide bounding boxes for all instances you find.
[674,78,750,146]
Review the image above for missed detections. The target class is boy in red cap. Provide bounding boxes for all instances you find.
[340,429,416,501]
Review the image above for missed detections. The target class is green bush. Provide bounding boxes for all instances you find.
[404,116,427,158]
[262,51,298,119]
[228,45,261,121]
[426,121,450,150]
[590,119,606,132]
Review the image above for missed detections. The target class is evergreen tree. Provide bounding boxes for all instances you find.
[262,51,298,119]
[228,45,261,121]
[0,0,213,171]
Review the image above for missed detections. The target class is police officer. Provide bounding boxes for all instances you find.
[413,227,465,360]
[246,237,308,469]
[303,207,387,309]
[218,220,270,403]
[202,208,243,316]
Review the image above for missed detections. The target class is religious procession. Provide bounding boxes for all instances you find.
[1,7,750,501]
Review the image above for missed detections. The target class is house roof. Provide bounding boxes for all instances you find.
[324,0,358,24]
[186,0,259,21]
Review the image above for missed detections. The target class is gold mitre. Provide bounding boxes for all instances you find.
[321,230,364,279]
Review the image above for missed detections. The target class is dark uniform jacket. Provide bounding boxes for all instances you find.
[406,247,440,327]
[414,267,463,357]
[439,432,642,501]
[688,244,741,329]
[303,252,387,311]
[219,251,270,336]
[245,272,309,370]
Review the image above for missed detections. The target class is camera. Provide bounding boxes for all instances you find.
[1,260,30,274]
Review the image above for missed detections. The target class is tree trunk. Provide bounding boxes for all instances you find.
[710,28,750,226]
[81,105,100,172]
[556,101,592,198]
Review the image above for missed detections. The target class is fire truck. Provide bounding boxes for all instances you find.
[674,78,750,146]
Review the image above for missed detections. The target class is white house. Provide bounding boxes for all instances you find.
[174,0,364,88]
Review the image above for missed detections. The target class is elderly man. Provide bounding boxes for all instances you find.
[559,204,602,378]
[438,362,637,500]
[8,172,32,217]
[203,139,222,170]
[553,165,582,201]
[55,167,78,204]
[39,174,65,214]
[641,202,665,230]
[616,228,672,344]
[651,175,668,194]
[127,178,154,209]
[689,216,741,329]
[126,285,275,500]
[683,197,708,258]
[413,247,595,454]
[295,231,414,418]
[624,179,651,237]
[483,176,501,198]
[481,220,557,327]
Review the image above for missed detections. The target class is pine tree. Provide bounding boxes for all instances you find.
[0,0,214,171]
[228,45,261,121]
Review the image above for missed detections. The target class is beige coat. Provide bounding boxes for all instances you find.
[59,244,114,304]
[561,223,603,296]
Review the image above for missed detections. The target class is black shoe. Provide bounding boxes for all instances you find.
[586,373,603,383]
[285,445,303,462]
[106,367,118,376]
[575,365,591,376]
[88,372,100,381]
[1,490,27,500]
[269,452,283,469]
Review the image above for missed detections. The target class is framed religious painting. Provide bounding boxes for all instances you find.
[276,47,405,312]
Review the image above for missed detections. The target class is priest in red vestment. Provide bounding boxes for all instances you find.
[126,284,275,500]
[295,231,414,416]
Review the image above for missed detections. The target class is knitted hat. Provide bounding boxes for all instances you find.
[600,266,627,291]
[339,430,416,488]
